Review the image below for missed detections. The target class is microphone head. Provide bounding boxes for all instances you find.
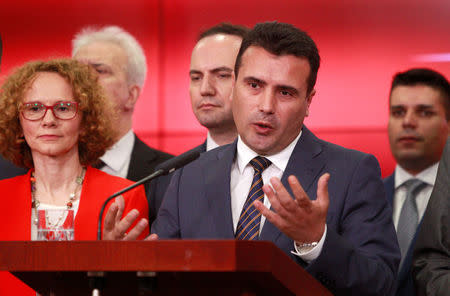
[156,148,200,175]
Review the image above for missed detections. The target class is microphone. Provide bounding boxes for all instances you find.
[154,146,201,175]
[91,149,199,295]
[96,148,200,240]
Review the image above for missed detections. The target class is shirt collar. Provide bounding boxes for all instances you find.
[236,130,303,173]
[394,162,439,189]
[100,130,135,172]
[206,132,220,151]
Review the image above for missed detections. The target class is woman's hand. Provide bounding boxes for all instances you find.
[102,195,149,240]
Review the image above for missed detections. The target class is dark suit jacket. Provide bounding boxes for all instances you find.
[384,173,422,296]
[152,127,400,295]
[0,155,27,180]
[148,141,206,226]
[413,137,450,296]
[194,141,207,153]
[127,134,173,191]
[128,135,171,225]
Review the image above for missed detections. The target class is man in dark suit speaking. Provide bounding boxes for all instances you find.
[109,22,400,295]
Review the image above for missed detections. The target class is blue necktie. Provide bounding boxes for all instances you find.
[235,156,271,240]
[397,178,426,268]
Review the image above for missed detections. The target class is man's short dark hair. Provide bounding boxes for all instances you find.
[198,23,249,41]
[235,21,320,95]
[390,68,450,120]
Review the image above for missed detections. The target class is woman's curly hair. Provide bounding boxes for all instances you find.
[0,58,117,168]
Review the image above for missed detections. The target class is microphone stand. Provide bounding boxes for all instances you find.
[96,169,165,240]
[90,169,164,296]
[90,149,200,295]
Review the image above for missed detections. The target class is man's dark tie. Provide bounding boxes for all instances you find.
[396,178,427,268]
[235,156,271,240]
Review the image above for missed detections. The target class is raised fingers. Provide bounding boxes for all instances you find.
[114,209,140,239]
[123,218,149,241]
[316,173,330,210]
[145,233,159,241]
[114,195,125,225]
[253,199,278,224]
[102,202,119,239]
[261,181,290,219]
[288,175,312,212]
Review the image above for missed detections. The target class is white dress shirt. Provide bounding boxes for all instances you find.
[206,132,220,152]
[392,163,438,229]
[99,130,135,178]
[230,130,326,262]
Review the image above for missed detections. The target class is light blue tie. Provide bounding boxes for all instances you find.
[397,178,426,268]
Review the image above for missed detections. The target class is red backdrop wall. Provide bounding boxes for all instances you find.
[1,0,449,177]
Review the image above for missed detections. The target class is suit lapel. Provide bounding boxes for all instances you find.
[1,172,32,240]
[200,141,207,153]
[385,171,418,288]
[74,166,103,239]
[384,173,395,206]
[205,142,237,238]
[261,127,325,242]
[280,127,325,196]
[398,216,424,287]
[127,135,157,181]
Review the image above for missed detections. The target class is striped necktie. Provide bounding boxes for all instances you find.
[397,178,427,268]
[235,156,271,240]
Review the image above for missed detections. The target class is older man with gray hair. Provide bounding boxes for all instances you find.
[72,26,172,187]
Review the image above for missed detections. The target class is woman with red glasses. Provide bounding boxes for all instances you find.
[0,59,149,295]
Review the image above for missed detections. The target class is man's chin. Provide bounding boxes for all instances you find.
[244,137,276,156]
[395,150,424,162]
[197,116,233,130]
[197,117,219,127]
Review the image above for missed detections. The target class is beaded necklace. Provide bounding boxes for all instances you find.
[31,167,86,225]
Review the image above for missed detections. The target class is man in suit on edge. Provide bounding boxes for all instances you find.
[72,26,172,190]
[107,22,400,295]
[413,136,450,296]
[384,68,450,296]
[189,23,248,153]
[0,34,28,179]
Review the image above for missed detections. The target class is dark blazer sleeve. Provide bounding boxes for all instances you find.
[147,142,206,227]
[127,135,173,185]
[148,173,173,227]
[303,154,400,295]
[0,156,27,180]
[151,167,183,238]
[413,137,450,296]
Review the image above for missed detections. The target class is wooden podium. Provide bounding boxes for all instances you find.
[0,240,331,295]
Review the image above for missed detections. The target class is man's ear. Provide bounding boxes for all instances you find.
[125,85,140,110]
[305,89,316,117]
